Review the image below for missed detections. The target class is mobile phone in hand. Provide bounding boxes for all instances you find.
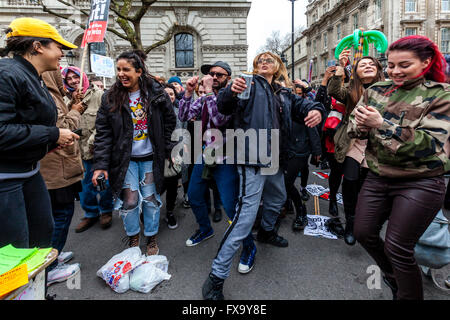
[72,128,82,136]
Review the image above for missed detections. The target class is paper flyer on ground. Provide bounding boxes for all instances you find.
[304,215,338,240]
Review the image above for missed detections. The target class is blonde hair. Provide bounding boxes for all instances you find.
[252,51,293,89]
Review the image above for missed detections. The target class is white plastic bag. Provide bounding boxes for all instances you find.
[129,255,171,293]
[97,247,145,293]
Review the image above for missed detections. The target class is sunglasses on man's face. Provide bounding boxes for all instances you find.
[208,71,228,79]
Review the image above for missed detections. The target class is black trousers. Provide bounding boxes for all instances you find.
[341,157,368,218]
[327,152,343,201]
[0,172,54,248]
[284,156,309,216]
[162,175,181,212]
[354,172,445,300]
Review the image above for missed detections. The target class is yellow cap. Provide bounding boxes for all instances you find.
[7,17,77,50]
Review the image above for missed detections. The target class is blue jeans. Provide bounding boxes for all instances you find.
[0,172,54,248]
[206,182,222,212]
[187,160,254,248]
[114,160,162,237]
[48,201,75,271]
[211,166,286,279]
[79,159,113,218]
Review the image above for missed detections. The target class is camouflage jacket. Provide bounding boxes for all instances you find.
[347,77,450,178]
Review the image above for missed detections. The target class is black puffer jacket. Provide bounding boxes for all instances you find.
[0,55,60,173]
[93,79,176,197]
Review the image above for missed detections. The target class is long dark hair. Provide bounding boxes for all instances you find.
[0,28,53,57]
[348,56,385,113]
[387,35,447,83]
[107,50,155,113]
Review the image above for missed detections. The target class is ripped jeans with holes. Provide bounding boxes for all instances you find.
[114,160,162,237]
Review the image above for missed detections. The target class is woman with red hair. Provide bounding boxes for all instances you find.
[348,35,450,300]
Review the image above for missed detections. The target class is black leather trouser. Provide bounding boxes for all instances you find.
[354,171,445,300]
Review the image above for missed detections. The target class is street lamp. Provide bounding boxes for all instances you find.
[289,0,297,79]
[66,50,76,66]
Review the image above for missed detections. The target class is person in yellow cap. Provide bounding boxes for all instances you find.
[0,18,79,258]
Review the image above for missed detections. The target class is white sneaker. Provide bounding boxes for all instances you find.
[57,251,74,264]
[47,263,80,286]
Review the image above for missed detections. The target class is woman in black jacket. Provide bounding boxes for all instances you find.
[0,18,79,249]
[92,50,176,256]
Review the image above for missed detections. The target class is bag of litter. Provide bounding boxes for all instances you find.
[97,247,145,293]
[129,255,171,293]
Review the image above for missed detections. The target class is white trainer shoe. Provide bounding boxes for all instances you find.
[47,263,80,286]
[57,251,74,264]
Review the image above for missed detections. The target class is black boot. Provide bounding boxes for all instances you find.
[293,201,308,231]
[202,273,225,300]
[256,228,288,247]
[344,214,356,246]
[382,275,398,300]
[329,200,338,217]
[212,209,222,223]
[324,217,345,238]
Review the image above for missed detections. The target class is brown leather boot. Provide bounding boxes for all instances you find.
[146,235,159,256]
[75,217,99,233]
[100,212,112,229]
[128,234,140,247]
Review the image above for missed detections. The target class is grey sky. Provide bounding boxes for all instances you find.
[246,0,307,68]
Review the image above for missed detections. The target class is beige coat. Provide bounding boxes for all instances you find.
[40,70,84,190]
[75,85,103,160]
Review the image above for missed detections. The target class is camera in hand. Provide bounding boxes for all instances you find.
[97,173,107,191]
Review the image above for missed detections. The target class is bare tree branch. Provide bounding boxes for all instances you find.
[145,23,177,54]
[55,0,89,16]
[39,0,173,52]
[106,27,129,41]
[38,0,85,29]
[110,0,133,21]
[132,0,157,23]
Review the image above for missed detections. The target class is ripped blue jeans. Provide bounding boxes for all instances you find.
[114,160,162,237]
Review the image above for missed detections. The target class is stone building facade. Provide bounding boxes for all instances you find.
[0,0,251,82]
[282,0,450,85]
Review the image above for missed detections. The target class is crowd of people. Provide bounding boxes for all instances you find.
[1,17,450,300]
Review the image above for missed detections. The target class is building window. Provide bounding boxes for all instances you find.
[405,0,417,13]
[353,12,359,30]
[299,68,302,80]
[313,39,317,54]
[336,24,342,40]
[405,27,417,36]
[441,28,450,53]
[323,32,328,49]
[375,0,383,20]
[175,33,194,68]
[443,0,450,12]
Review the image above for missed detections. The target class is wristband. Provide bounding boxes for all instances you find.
[205,92,214,97]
